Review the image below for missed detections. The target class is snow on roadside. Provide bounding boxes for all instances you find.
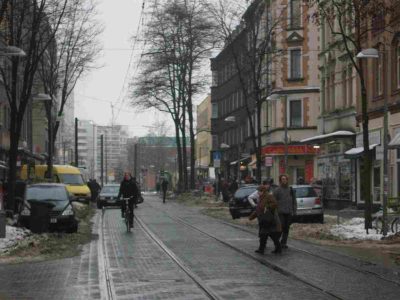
[0,225,31,254]
[330,217,383,240]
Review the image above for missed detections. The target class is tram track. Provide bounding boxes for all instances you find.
[140,200,342,299]
[215,219,400,287]
[135,215,222,300]
[99,209,116,300]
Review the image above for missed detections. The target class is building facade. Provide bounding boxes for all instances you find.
[264,0,320,185]
[196,94,212,178]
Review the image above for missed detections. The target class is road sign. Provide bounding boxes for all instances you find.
[214,159,220,168]
[213,151,221,160]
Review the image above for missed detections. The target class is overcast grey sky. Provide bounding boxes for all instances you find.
[75,0,174,137]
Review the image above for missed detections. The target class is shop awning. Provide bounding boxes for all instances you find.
[388,132,400,149]
[230,156,251,165]
[344,144,379,158]
[300,130,355,144]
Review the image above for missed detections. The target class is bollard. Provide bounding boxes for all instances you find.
[0,210,6,238]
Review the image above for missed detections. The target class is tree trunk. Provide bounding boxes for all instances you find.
[6,113,21,213]
[360,81,372,230]
[175,120,183,193]
[256,101,262,183]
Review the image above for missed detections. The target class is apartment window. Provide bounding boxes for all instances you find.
[374,45,384,96]
[211,103,218,119]
[342,69,347,108]
[290,0,301,28]
[289,49,302,79]
[396,42,400,88]
[289,100,302,127]
[212,70,218,87]
[347,66,353,106]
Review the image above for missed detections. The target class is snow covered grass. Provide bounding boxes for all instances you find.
[0,226,31,254]
[329,217,383,240]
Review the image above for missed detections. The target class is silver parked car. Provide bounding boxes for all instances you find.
[292,185,324,223]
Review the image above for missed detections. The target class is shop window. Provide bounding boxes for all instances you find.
[373,166,381,202]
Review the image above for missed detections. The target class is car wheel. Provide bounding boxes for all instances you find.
[66,224,78,233]
[315,214,324,224]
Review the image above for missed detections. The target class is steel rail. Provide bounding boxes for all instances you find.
[134,215,222,300]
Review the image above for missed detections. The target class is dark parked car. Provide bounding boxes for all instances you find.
[97,183,120,209]
[18,183,78,233]
[292,185,324,223]
[228,185,258,219]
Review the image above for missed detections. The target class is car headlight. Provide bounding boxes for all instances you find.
[62,205,74,216]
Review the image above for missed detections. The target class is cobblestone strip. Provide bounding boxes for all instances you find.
[146,197,400,300]
[100,207,211,300]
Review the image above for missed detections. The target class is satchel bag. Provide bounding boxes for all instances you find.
[258,208,275,227]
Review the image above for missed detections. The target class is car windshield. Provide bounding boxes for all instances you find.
[26,186,68,201]
[234,187,257,198]
[293,187,317,198]
[101,186,119,194]
[58,174,84,185]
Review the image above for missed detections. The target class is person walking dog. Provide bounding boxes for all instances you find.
[249,185,282,254]
[273,174,296,249]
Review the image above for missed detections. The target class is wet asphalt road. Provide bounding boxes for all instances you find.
[0,195,399,299]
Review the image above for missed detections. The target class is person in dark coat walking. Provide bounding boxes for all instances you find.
[249,185,282,254]
[161,179,168,203]
[273,174,297,249]
[117,172,139,228]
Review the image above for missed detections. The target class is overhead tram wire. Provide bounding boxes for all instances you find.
[114,0,156,123]
[111,0,146,125]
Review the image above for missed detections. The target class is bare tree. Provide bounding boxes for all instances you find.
[0,0,68,212]
[131,0,216,191]
[204,0,285,183]
[38,0,102,178]
[307,0,397,230]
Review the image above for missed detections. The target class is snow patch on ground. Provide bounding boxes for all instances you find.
[330,217,383,240]
[0,225,31,253]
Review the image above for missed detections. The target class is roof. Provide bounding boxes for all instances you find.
[300,131,355,144]
[344,144,379,158]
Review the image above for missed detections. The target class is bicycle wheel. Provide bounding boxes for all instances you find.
[391,217,400,234]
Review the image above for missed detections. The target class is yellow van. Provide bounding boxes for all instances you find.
[21,164,91,203]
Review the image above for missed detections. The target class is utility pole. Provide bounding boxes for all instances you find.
[105,132,108,184]
[101,134,104,186]
[75,117,78,167]
[134,143,138,178]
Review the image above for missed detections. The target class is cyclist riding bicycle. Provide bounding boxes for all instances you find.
[117,172,139,228]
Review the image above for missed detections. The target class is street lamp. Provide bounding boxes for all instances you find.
[356,48,388,236]
[267,93,289,173]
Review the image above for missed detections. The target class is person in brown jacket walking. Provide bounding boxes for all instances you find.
[249,185,282,254]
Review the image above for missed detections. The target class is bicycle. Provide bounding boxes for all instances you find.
[372,198,400,234]
[122,197,133,232]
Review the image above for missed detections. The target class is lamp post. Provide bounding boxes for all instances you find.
[224,116,242,182]
[267,93,288,173]
[357,48,388,236]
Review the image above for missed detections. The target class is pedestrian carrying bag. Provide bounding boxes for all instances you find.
[258,207,275,227]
